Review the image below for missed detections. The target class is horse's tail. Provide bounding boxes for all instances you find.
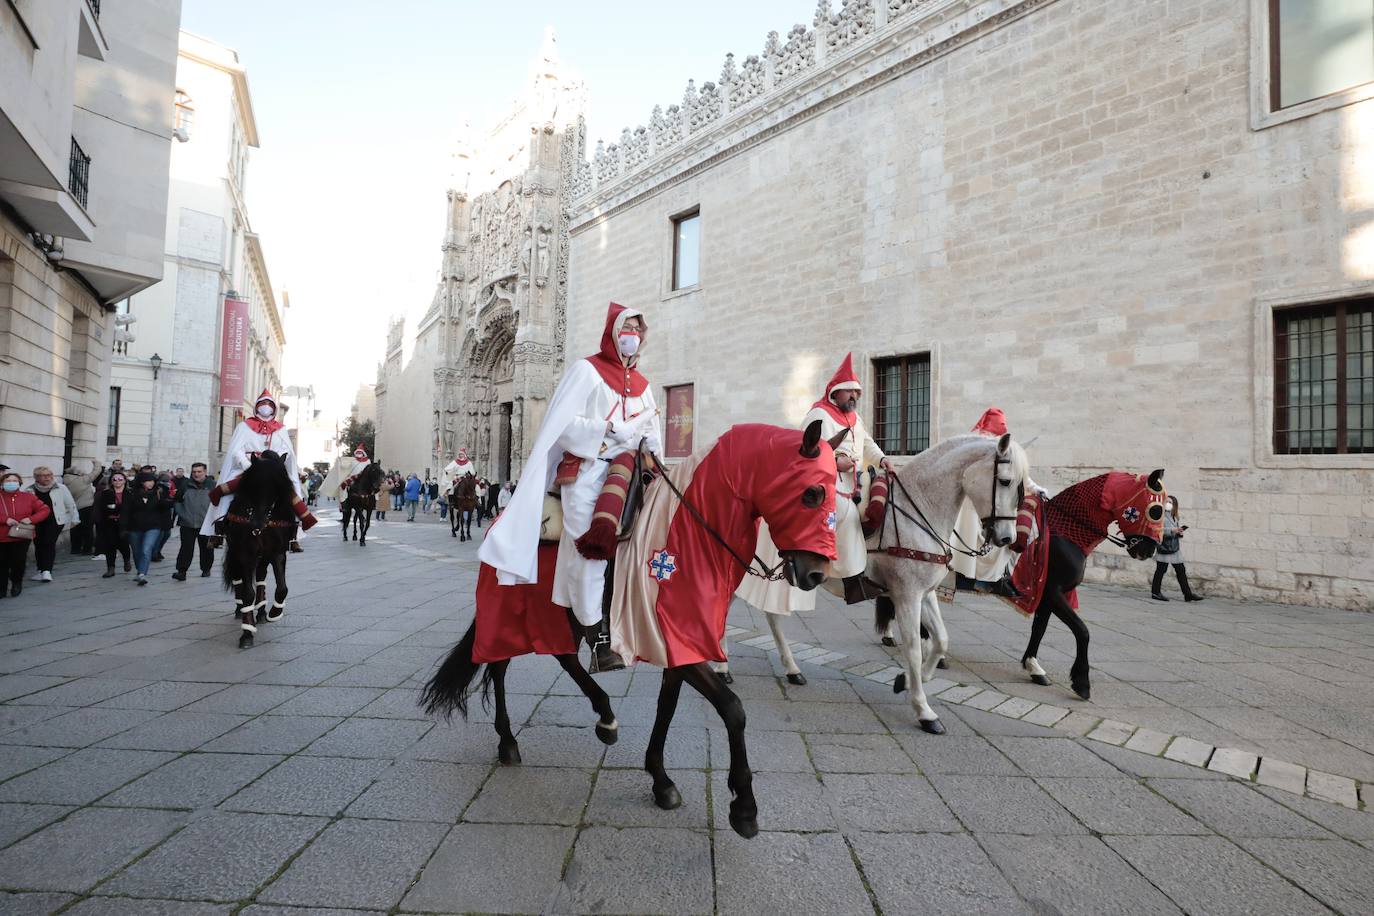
[418,622,491,721]
[221,537,236,592]
[874,594,896,635]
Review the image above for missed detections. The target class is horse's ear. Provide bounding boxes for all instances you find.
[997,432,1012,455]
[800,420,823,459]
[826,428,848,453]
[1147,468,1165,492]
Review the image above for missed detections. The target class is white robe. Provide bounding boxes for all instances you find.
[736,405,885,615]
[200,422,305,537]
[442,459,477,494]
[478,358,661,626]
[324,456,370,500]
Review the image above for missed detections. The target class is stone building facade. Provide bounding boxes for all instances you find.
[0,0,182,473]
[106,31,286,472]
[564,0,1374,610]
[376,32,583,483]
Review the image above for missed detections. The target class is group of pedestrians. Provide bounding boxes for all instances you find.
[0,457,224,595]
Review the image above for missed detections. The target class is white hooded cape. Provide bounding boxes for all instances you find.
[477,358,615,585]
[199,421,305,536]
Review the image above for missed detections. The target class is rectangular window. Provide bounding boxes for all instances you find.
[664,384,695,458]
[873,353,931,455]
[1274,299,1374,454]
[1271,0,1374,109]
[107,387,121,446]
[671,209,700,290]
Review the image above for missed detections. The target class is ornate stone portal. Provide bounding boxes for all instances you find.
[378,30,584,484]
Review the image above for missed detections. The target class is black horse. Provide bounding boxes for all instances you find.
[450,474,478,541]
[1011,470,1165,700]
[222,451,296,649]
[341,463,385,546]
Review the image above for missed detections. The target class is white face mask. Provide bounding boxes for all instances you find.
[256,405,274,420]
[617,334,640,358]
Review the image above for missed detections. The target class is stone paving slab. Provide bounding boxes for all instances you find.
[0,506,1370,913]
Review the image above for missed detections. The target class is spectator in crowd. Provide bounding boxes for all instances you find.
[496,480,514,514]
[1151,495,1203,602]
[122,471,173,585]
[0,470,51,597]
[96,471,131,577]
[420,476,431,513]
[152,468,177,561]
[172,462,215,580]
[25,466,78,583]
[391,474,405,512]
[63,460,102,555]
[474,478,489,527]
[404,473,422,521]
[426,477,439,513]
[436,481,448,520]
[100,459,125,488]
[487,479,501,518]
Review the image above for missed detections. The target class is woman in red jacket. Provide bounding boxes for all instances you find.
[0,470,52,598]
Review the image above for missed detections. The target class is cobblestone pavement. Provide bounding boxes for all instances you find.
[0,505,1371,915]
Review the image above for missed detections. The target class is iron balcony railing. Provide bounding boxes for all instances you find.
[69,138,90,209]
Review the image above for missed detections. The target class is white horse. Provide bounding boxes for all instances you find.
[719,434,1027,733]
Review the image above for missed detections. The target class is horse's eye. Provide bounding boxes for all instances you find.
[800,485,824,509]
[999,479,1011,487]
[1147,504,1164,521]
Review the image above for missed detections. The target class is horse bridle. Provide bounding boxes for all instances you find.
[875,451,1020,566]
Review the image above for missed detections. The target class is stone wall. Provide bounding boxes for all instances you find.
[0,214,111,473]
[566,0,1374,610]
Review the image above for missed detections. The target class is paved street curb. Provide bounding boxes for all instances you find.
[725,624,1371,813]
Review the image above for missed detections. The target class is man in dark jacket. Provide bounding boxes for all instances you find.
[121,472,174,585]
[172,463,215,580]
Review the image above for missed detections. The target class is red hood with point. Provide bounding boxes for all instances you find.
[586,301,649,397]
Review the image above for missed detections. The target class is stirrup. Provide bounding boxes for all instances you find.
[842,575,887,605]
[288,541,304,553]
[208,535,224,548]
[584,622,625,674]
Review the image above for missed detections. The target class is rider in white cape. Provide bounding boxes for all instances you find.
[478,302,662,669]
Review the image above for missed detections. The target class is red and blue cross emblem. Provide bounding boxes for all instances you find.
[648,548,678,582]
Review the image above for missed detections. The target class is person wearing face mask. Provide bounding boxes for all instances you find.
[201,389,312,552]
[0,471,53,597]
[479,301,663,673]
[25,466,78,583]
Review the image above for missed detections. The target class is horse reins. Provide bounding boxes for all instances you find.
[646,450,791,582]
[872,452,1019,568]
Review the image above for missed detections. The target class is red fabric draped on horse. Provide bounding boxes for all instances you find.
[421,422,839,838]
[998,469,1167,699]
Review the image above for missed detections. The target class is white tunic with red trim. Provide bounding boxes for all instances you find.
[199,420,304,536]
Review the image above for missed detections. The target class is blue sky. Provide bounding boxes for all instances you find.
[180,0,810,415]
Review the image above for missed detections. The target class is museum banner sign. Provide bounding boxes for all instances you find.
[218,295,250,407]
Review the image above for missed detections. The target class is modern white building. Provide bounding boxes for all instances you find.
[0,0,182,472]
[106,30,286,471]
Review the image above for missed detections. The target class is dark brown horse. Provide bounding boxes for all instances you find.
[341,462,385,546]
[222,451,295,649]
[451,473,478,541]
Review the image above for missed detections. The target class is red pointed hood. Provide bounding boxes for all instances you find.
[353,444,368,461]
[585,301,649,397]
[811,353,861,428]
[971,407,1007,437]
[245,389,284,435]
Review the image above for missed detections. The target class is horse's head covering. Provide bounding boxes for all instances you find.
[1101,470,1167,543]
[971,408,1008,437]
[353,444,368,460]
[586,302,649,397]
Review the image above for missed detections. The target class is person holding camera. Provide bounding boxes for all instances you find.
[1151,495,1203,602]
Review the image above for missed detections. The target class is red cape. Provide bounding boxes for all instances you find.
[472,542,577,663]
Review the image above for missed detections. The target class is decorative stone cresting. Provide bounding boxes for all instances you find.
[569,0,1053,206]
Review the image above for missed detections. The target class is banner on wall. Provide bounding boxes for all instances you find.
[664,383,694,459]
[218,296,250,407]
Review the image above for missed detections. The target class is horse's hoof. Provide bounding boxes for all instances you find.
[652,782,682,810]
[265,607,283,623]
[498,742,522,765]
[255,608,267,624]
[1072,682,1091,701]
[881,636,897,647]
[728,810,759,839]
[595,718,619,746]
[892,672,907,694]
[238,633,253,650]
[1030,674,1052,687]
[786,673,806,686]
[936,658,948,669]
[918,717,946,735]
[715,670,734,685]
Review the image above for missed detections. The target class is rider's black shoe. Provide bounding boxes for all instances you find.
[288,541,304,554]
[986,576,1020,599]
[584,622,624,674]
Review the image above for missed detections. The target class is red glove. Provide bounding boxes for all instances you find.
[1011,529,1029,553]
[209,485,224,507]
